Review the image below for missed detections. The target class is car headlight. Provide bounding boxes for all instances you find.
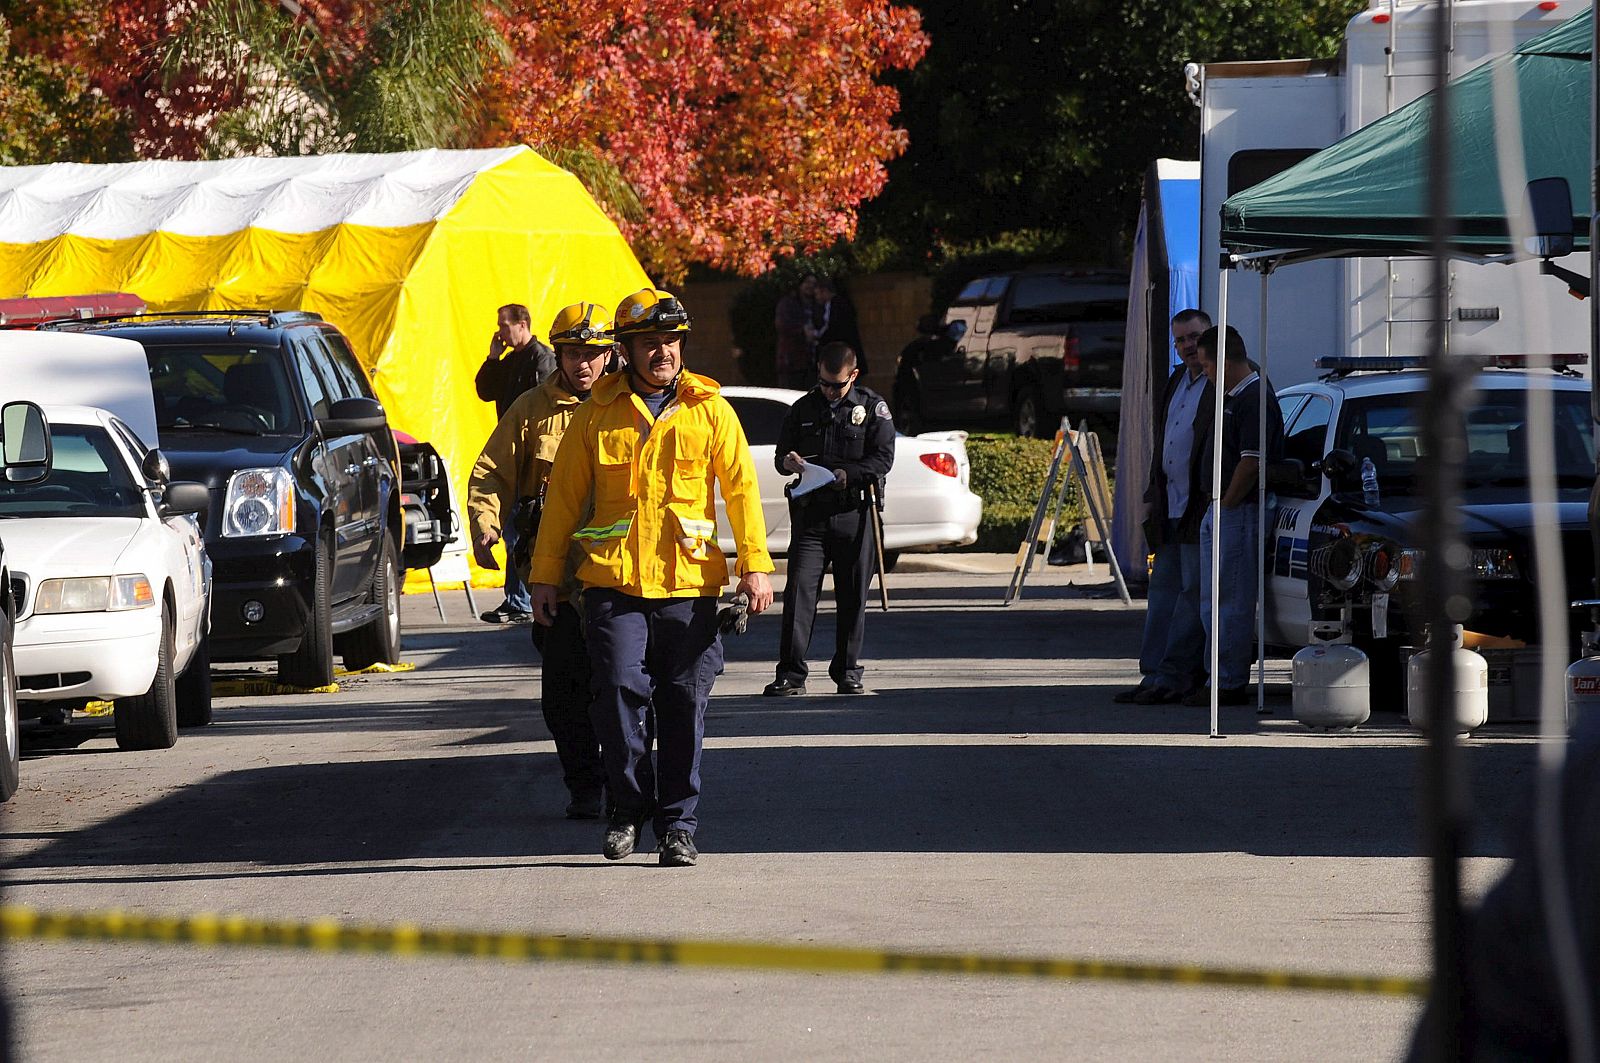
[223,467,295,537]
[1470,548,1520,580]
[1309,536,1363,591]
[1395,547,1519,581]
[35,574,156,613]
[1366,542,1400,592]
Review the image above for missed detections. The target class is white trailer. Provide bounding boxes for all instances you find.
[1194,0,1590,386]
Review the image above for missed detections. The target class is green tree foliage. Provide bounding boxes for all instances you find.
[0,14,132,165]
[858,0,1365,269]
[159,0,506,157]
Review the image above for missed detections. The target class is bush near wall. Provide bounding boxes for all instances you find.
[961,432,1106,552]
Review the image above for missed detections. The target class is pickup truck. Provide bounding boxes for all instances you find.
[892,267,1127,437]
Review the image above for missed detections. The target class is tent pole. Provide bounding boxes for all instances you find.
[1257,267,1271,714]
[1210,262,1230,740]
[1421,0,1464,1056]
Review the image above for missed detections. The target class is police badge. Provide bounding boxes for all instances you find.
[850,404,866,425]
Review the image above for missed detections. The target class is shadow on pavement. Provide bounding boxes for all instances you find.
[0,720,1532,874]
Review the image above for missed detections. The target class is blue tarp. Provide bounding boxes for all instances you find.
[1160,171,1200,366]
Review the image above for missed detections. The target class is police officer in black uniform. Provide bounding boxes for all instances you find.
[765,342,896,697]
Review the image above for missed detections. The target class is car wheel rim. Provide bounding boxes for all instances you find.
[4,671,17,770]
[385,557,400,645]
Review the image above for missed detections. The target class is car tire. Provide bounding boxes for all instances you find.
[340,531,401,672]
[0,639,20,802]
[1014,385,1043,439]
[278,536,334,689]
[176,634,213,728]
[115,605,179,751]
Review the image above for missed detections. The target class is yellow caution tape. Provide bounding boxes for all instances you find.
[336,662,416,676]
[208,661,416,698]
[83,701,114,717]
[0,905,1427,998]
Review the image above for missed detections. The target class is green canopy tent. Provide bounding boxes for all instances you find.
[1220,9,1592,261]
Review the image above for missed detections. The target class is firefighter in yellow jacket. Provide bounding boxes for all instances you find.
[530,288,774,867]
[469,302,616,820]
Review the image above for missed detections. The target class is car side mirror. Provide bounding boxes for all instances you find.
[1,401,51,484]
[1265,458,1308,492]
[160,480,210,520]
[1322,448,1359,489]
[141,448,171,486]
[320,397,387,435]
[1526,177,1575,259]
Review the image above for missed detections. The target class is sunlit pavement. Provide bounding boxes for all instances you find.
[0,557,1531,1061]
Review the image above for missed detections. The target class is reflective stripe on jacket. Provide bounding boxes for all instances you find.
[530,369,773,597]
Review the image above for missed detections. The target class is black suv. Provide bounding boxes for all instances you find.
[46,311,449,687]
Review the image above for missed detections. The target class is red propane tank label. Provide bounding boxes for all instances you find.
[1570,674,1600,698]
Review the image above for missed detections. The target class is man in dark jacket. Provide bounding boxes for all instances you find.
[476,303,557,419]
[765,342,896,697]
[814,277,867,377]
[1114,309,1213,705]
[476,302,556,622]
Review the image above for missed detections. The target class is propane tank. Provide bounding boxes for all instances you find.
[1293,644,1370,729]
[1407,625,1488,733]
[1565,653,1600,727]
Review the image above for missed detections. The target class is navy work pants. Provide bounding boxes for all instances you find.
[777,504,874,685]
[583,588,724,839]
[529,602,605,801]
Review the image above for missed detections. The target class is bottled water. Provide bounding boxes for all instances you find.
[1360,456,1380,506]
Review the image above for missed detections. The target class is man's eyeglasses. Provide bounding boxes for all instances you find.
[818,376,854,392]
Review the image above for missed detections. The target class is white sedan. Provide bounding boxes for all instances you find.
[3,405,212,750]
[716,386,982,561]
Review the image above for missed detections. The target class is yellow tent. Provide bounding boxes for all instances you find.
[0,146,650,580]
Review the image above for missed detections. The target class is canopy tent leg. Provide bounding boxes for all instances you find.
[1257,267,1271,714]
[1210,262,1231,740]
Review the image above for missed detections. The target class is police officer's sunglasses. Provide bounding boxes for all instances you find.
[818,373,855,392]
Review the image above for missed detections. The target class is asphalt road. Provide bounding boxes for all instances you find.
[0,557,1537,1061]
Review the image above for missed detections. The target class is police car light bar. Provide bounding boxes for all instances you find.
[1314,356,1428,373]
[1314,353,1587,375]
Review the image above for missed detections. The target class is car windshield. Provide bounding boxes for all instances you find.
[0,424,145,518]
[145,344,301,435]
[1338,388,1596,496]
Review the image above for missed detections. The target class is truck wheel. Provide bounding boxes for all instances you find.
[0,641,19,802]
[176,634,213,728]
[279,537,334,689]
[1014,385,1043,438]
[340,531,402,671]
[116,606,179,751]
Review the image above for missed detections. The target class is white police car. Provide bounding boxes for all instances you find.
[0,331,213,751]
[1264,355,1593,702]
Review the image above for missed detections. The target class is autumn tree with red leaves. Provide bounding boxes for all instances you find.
[486,2,927,279]
[2,0,926,282]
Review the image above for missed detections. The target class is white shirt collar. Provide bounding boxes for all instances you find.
[1227,371,1259,399]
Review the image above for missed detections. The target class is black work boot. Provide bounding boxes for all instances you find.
[603,812,643,860]
[764,678,806,697]
[658,829,698,867]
